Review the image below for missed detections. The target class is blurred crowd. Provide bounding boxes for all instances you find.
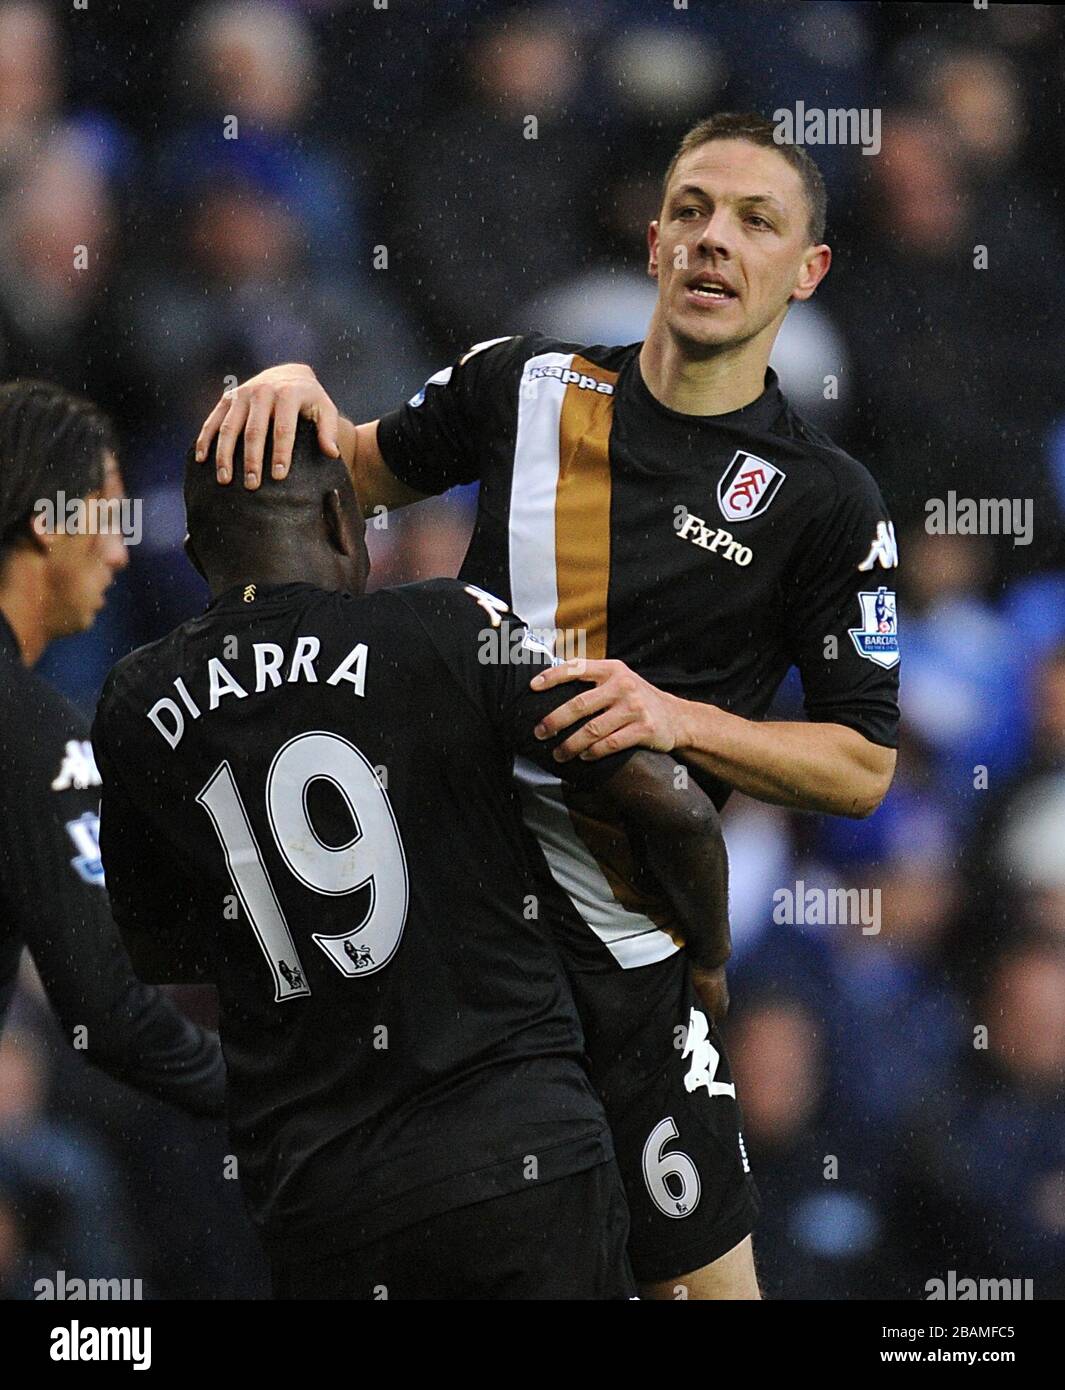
[2,0,1064,1299]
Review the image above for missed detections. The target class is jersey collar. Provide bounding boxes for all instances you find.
[629,356,786,434]
[206,581,327,613]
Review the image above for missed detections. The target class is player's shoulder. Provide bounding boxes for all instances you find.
[775,402,887,511]
[385,581,558,683]
[451,332,636,380]
[514,333,636,367]
[0,655,90,771]
[380,578,511,635]
[98,629,180,716]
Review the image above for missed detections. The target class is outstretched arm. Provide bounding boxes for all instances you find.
[529,658,895,819]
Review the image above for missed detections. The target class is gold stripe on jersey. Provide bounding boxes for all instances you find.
[554,354,617,661]
[514,756,682,970]
[509,348,679,971]
[561,787,686,946]
[554,358,684,952]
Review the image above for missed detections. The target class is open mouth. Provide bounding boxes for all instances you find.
[686,276,738,302]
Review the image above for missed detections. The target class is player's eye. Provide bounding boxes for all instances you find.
[746,214,773,230]
[675,206,701,220]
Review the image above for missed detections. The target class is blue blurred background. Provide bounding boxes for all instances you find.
[1,0,1064,1299]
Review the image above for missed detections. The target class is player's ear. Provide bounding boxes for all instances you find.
[183,533,206,581]
[26,508,53,555]
[647,219,660,279]
[323,487,361,557]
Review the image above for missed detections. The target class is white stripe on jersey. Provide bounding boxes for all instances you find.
[508,351,570,636]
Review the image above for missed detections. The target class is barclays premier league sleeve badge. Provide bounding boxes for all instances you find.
[849,586,899,669]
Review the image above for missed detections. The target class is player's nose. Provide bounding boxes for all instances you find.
[105,531,130,571]
[696,210,736,260]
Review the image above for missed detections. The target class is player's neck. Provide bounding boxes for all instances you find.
[207,552,356,600]
[0,557,52,666]
[638,320,774,416]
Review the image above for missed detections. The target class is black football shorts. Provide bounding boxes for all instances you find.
[568,949,760,1285]
[271,1159,636,1300]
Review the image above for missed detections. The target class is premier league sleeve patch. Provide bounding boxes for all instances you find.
[849,586,899,669]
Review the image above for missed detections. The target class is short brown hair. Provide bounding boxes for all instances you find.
[661,111,828,244]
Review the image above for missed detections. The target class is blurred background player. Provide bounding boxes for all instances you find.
[92,420,735,1300]
[0,379,225,1114]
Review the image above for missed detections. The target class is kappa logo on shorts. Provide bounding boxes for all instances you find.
[682,1007,737,1099]
[717,451,786,523]
[849,585,900,669]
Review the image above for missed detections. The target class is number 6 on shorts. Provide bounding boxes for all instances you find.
[642,1115,702,1219]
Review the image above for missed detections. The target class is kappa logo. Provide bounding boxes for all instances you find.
[51,740,101,791]
[717,450,786,522]
[682,1007,737,1099]
[525,364,614,395]
[849,585,900,669]
[858,520,899,571]
[463,583,509,628]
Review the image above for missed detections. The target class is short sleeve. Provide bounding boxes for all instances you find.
[392,581,637,789]
[375,336,526,495]
[783,467,901,749]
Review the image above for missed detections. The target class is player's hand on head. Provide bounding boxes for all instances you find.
[194,363,340,490]
[530,658,685,761]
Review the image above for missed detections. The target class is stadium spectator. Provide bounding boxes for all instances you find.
[728,995,885,1300]
[884,935,1065,1299]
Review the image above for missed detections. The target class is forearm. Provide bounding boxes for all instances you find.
[87,976,226,1117]
[633,820,731,969]
[338,414,358,477]
[344,417,429,516]
[600,751,731,968]
[673,701,894,818]
[36,922,225,1116]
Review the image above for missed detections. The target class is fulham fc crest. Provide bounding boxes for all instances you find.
[717,451,786,522]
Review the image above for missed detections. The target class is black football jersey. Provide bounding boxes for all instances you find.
[92,578,633,1258]
[0,613,224,1114]
[377,334,901,970]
